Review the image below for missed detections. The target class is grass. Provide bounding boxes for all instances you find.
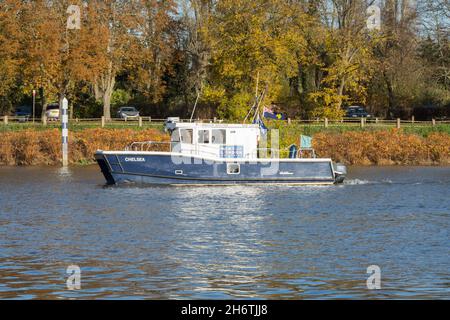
[1,120,449,136]
[0,122,164,132]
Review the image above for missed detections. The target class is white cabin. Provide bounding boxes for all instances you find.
[169,122,261,159]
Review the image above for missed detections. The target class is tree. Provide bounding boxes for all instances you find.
[172,0,214,113]
[87,1,141,120]
[206,0,309,118]
[0,0,21,114]
[128,0,177,103]
[307,0,378,119]
[369,0,424,117]
[17,0,62,118]
[13,0,91,118]
[0,0,448,120]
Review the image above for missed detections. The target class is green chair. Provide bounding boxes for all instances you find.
[299,135,316,158]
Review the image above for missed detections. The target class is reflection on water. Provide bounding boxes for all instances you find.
[0,166,449,299]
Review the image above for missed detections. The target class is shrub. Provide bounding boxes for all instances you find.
[0,128,448,166]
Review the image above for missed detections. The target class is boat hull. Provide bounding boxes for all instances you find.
[95,151,345,185]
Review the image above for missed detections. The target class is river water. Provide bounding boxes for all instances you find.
[0,166,448,299]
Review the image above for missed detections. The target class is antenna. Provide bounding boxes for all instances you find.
[243,87,267,124]
[189,91,200,122]
[255,71,259,97]
[252,87,266,123]
[244,90,263,123]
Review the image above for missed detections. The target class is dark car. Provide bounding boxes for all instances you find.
[345,106,371,118]
[117,106,140,119]
[15,106,32,122]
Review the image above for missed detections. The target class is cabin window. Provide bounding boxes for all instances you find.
[171,129,180,143]
[211,129,226,144]
[180,129,193,144]
[227,163,240,175]
[198,130,210,144]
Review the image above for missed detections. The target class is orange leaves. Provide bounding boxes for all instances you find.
[313,130,450,165]
[0,127,448,167]
[0,128,169,165]
[0,129,61,165]
[1,128,448,166]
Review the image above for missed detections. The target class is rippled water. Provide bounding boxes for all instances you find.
[0,166,449,299]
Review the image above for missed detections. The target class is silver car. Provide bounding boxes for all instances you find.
[45,104,60,121]
[117,107,140,119]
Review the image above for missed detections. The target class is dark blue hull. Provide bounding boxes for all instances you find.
[95,152,342,185]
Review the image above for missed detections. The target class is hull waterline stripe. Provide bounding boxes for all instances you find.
[111,170,336,183]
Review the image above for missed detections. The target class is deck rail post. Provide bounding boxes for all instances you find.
[138,116,143,127]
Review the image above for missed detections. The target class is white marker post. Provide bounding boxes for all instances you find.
[32,90,36,124]
[62,98,69,166]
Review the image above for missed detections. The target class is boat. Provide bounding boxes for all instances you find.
[94,120,347,186]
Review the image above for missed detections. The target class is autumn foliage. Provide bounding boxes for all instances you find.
[1,1,448,120]
[0,128,448,166]
[313,130,450,166]
[0,128,168,165]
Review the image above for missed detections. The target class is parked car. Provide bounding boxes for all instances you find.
[15,105,32,122]
[345,106,371,118]
[164,117,180,132]
[117,106,140,120]
[45,103,60,121]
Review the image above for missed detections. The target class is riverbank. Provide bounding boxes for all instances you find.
[0,128,168,166]
[0,128,449,166]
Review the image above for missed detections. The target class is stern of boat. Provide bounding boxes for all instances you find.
[333,162,347,184]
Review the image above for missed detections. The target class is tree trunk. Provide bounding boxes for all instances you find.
[103,91,112,120]
[39,87,47,120]
[58,93,65,118]
[93,82,102,101]
[97,63,116,120]
[383,71,395,119]
[386,81,395,119]
[103,74,115,120]
[337,78,346,109]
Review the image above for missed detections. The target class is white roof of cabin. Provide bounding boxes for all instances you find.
[175,122,259,129]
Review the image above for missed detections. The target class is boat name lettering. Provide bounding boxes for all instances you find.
[124,157,146,162]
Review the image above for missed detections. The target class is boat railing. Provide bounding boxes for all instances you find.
[125,143,314,159]
[126,141,172,152]
[249,148,314,159]
[184,149,219,158]
[194,144,220,158]
[249,148,284,159]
